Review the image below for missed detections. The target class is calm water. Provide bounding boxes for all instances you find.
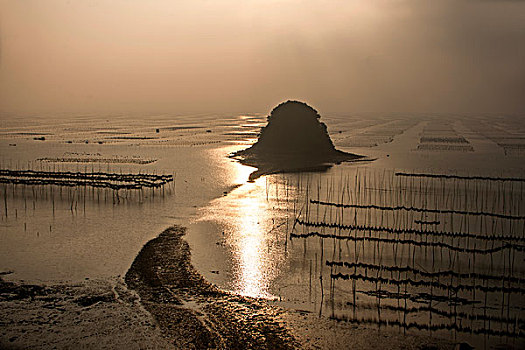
[1,113,525,347]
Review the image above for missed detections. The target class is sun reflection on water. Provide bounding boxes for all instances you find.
[233,178,274,298]
[200,158,285,299]
[232,161,256,185]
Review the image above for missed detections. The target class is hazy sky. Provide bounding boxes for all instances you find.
[1,0,524,115]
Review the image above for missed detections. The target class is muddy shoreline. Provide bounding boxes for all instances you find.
[124,225,455,350]
[0,277,172,349]
[125,225,297,349]
[1,225,457,349]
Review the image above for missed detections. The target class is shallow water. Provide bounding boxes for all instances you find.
[0,113,262,282]
[1,112,525,347]
[188,114,525,348]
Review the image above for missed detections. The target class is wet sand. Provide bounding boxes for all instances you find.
[125,225,297,350]
[124,225,454,350]
[1,225,456,349]
[0,277,172,349]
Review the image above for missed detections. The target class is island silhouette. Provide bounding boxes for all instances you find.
[232,100,366,180]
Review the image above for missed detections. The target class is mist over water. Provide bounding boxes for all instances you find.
[1,1,525,348]
[1,0,524,116]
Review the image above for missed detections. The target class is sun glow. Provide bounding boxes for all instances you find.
[197,157,285,299]
[233,162,257,185]
[234,184,270,297]
[229,163,276,298]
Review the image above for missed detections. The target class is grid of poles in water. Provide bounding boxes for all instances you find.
[0,162,174,218]
[288,169,525,344]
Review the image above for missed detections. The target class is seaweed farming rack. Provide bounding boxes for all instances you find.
[284,168,525,345]
[1,167,174,214]
[0,169,173,190]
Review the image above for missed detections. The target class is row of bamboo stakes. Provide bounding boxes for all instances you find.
[271,168,525,345]
[1,163,175,217]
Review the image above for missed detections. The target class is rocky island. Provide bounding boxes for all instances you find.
[232,100,366,180]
